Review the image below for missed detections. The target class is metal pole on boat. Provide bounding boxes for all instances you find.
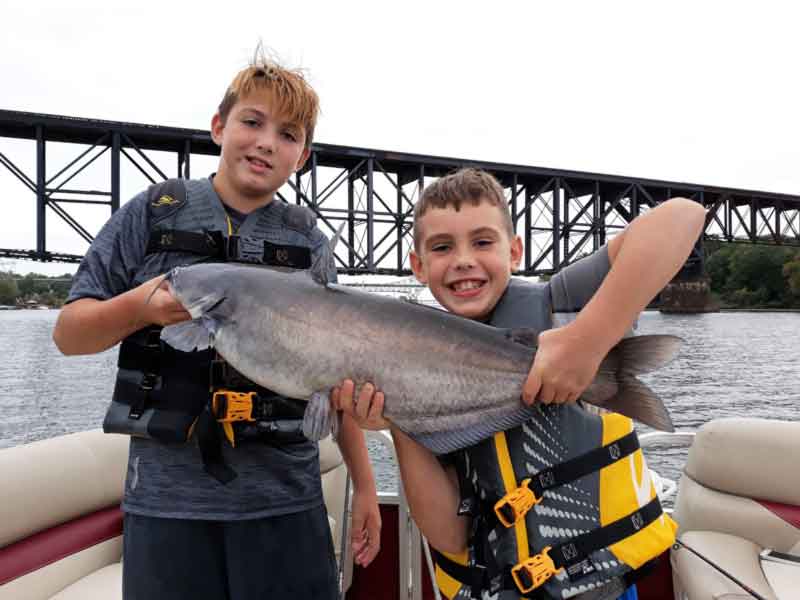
[673,539,768,600]
[338,475,352,600]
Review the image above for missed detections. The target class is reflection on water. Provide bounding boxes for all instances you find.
[1,310,798,494]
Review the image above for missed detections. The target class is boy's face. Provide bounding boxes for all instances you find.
[410,201,522,321]
[211,92,310,209]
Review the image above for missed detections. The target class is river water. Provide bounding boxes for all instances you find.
[1,309,798,496]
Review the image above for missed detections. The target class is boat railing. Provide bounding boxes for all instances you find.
[363,429,433,600]
[639,430,696,510]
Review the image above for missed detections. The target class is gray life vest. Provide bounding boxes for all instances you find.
[103,177,325,483]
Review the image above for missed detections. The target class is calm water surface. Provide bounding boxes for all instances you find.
[1,309,798,493]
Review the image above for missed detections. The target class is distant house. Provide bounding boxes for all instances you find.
[23,299,49,310]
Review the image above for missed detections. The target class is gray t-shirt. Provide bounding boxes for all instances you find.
[68,176,334,520]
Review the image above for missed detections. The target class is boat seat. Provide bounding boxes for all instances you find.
[0,430,127,600]
[50,563,122,600]
[0,429,353,599]
[671,418,800,600]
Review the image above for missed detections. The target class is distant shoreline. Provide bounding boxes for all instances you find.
[645,307,800,314]
[718,307,800,313]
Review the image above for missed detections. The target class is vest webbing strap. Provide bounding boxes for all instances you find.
[532,429,638,495]
[552,495,663,572]
[493,432,530,561]
[263,240,312,269]
[499,431,639,522]
[146,228,312,268]
[508,497,663,593]
[146,229,226,258]
[195,407,238,484]
[430,549,488,592]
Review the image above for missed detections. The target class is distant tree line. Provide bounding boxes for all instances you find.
[0,271,73,307]
[705,238,800,308]
[2,242,800,310]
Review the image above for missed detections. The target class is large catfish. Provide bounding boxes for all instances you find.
[160,258,680,454]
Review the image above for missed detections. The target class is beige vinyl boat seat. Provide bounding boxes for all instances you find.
[0,429,352,599]
[671,418,800,600]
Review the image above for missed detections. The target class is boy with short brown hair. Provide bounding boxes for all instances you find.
[54,52,380,600]
[335,167,705,599]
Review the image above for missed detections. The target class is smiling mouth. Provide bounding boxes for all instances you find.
[246,156,273,170]
[449,279,486,293]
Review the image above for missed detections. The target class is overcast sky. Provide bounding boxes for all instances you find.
[2,0,799,275]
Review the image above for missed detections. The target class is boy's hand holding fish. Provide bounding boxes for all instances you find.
[522,322,608,406]
[331,380,389,430]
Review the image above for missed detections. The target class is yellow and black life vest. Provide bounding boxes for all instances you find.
[431,277,677,599]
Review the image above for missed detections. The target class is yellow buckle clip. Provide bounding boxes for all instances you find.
[510,546,562,593]
[494,478,541,527]
[212,390,256,447]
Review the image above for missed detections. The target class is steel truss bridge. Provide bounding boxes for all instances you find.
[2,109,799,276]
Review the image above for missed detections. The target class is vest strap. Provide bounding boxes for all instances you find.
[146,228,313,269]
[494,430,640,527]
[146,229,226,258]
[430,548,488,593]
[195,407,238,484]
[128,327,163,420]
[263,240,312,268]
[509,496,663,593]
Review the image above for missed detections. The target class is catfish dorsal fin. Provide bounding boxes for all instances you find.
[310,222,345,286]
[505,328,539,348]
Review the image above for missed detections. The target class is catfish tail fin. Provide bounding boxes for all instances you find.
[583,334,681,432]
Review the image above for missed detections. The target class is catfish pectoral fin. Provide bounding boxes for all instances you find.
[601,375,675,432]
[161,317,215,352]
[302,391,333,441]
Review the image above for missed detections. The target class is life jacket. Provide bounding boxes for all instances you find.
[102,177,322,483]
[432,278,677,600]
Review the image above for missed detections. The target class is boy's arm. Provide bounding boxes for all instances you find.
[523,196,706,404]
[52,192,192,355]
[336,412,382,567]
[391,427,469,554]
[333,381,469,554]
[53,278,190,355]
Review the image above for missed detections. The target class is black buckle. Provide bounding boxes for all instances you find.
[129,373,159,420]
[128,402,145,420]
[140,372,159,391]
[143,328,162,348]
[227,235,240,261]
[203,230,226,260]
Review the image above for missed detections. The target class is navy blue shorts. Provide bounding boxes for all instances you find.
[122,505,338,600]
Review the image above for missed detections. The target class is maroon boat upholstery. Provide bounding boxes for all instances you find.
[671,418,800,600]
[0,429,351,599]
[0,430,128,599]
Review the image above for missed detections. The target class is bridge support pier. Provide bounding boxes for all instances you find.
[659,276,719,313]
[658,239,719,313]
